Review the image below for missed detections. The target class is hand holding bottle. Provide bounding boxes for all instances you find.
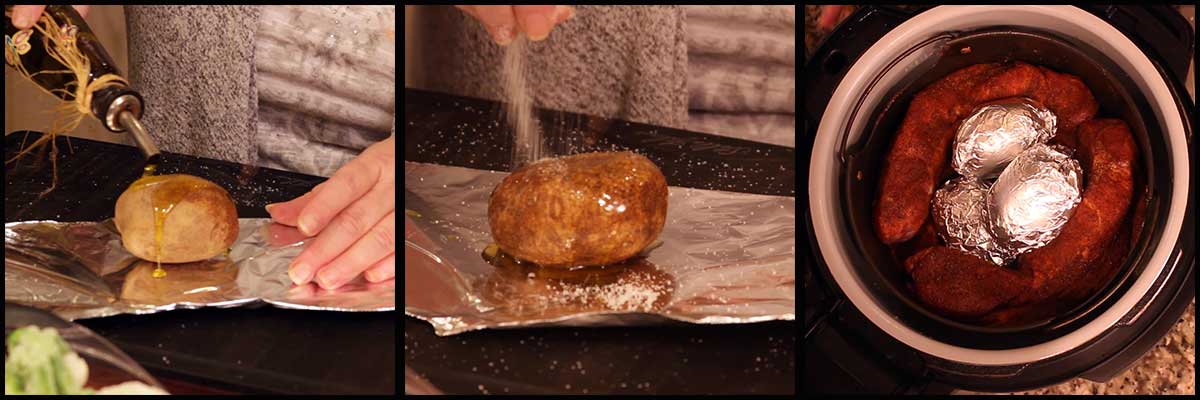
[9,5,90,29]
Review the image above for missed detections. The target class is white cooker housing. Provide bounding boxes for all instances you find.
[809,5,1190,365]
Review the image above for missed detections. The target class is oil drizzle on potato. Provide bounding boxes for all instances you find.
[130,164,205,278]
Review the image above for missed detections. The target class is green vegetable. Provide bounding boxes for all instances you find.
[4,326,93,395]
[5,326,167,395]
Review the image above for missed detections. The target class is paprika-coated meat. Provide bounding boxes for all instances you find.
[904,119,1137,319]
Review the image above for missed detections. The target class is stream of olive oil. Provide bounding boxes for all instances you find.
[139,163,166,278]
[132,163,204,278]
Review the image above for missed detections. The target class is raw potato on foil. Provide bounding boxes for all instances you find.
[114,174,238,263]
[488,151,669,267]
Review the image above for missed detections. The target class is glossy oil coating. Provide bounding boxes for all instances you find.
[488,151,669,267]
[114,174,239,263]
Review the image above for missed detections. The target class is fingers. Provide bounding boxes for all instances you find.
[288,178,394,285]
[511,5,556,41]
[554,6,575,24]
[456,5,518,45]
[266,187,322,227]
[267,136,391,226]
[11,6,46,29]
[458,5,574,44]
[295,139,392,237]
[312,211,396,290]
[10,6,91,30]
[295,163,377,237]
[363,253,396,283]
[283,136,395,287]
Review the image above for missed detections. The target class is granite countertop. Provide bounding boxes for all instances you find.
[804,4,1196,395]
[960,300,1194,394]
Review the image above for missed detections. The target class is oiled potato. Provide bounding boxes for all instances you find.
[488,151,668,267]
[114,174,238,263]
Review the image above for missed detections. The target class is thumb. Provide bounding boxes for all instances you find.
[12,6,46,29]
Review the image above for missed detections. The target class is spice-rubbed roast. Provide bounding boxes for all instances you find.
[905,119,1137,318]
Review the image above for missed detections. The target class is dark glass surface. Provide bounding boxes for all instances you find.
[405,317,795,395]
[5,132,397,394]
[403,88,797,394]
[404,88,796,197]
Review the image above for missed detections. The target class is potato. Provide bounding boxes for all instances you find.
[488,151,668,267]
[114,174,238,263]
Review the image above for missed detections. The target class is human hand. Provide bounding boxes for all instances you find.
[455,5,574,45]
[9,5,90,30]
[266,136,396,290]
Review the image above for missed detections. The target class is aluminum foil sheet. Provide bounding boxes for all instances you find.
[987,143,1082,254]
[404,162,795,336]
[951,97,1057,178]
[931,177,1015,265]
[4,219,395,321]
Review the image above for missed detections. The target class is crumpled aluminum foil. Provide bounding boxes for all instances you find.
[4,219,395,321]
[403,162,795,336]
[987,143,1082,254]
[951,97,1057,178]
[931,177,1016,265]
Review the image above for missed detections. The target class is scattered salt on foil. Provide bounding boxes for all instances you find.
[549,272,670,311]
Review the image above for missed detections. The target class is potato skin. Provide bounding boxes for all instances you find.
[114,174,239,263]
[488,151,668,267]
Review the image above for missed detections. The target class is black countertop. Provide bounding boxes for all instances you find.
[405,316,795,394]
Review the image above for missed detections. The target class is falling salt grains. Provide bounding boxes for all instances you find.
[502,34,544,166]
